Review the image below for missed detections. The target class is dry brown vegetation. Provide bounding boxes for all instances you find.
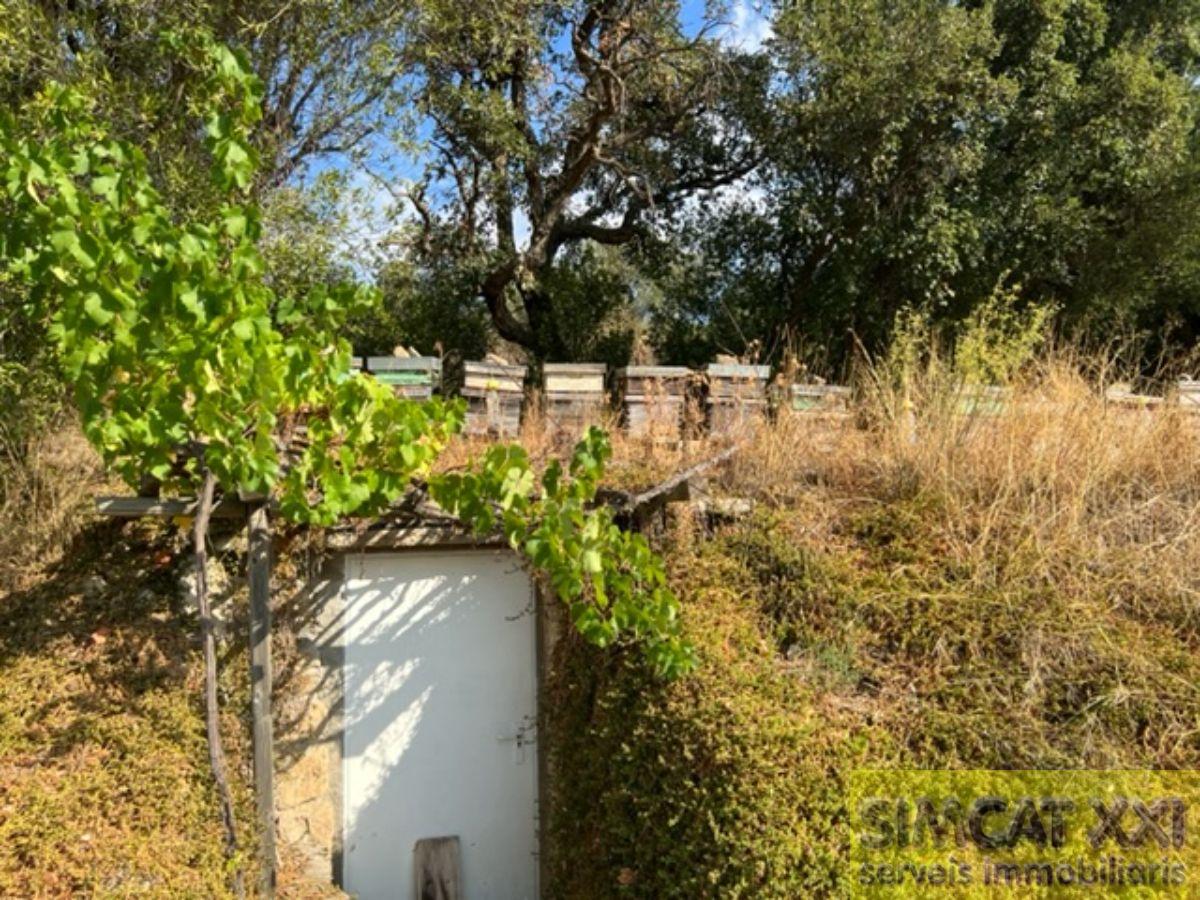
[0,419,106,593]
[547,352,1200,897]
[2,350,1199,896]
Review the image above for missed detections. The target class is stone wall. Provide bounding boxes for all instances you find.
[273,555,345,885]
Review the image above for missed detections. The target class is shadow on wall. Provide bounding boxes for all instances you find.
[274,550,539,898]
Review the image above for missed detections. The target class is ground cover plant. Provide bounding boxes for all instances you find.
[1,347,1197,896]
[544,353,1200,898]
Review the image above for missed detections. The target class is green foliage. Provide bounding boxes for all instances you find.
[545,526,872,898]
[953,287,1055,385]
[1,33,693,674]
[535,245,642,366]
[401,0,765,359]
[0,522,257,898]
[651,0,1200,367]
[2,36,441,521]
[431,428,694,677]
[349,255,491,360]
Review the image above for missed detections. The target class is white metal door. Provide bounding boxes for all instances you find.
[341,550,538,899]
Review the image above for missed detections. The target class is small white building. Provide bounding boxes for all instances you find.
[275,518,561,899]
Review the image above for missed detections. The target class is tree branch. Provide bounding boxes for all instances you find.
[193,469,244,899]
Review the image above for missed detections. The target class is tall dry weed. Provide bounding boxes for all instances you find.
[0,418,105,591]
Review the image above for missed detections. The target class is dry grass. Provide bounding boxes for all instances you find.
[731,355,1200,609]
[715,349,1200,768]
[0,420,107,593]
[434,389,719,493]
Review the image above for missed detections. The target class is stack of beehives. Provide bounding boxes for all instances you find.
[462,360,526,436]
[542,363,607,437]
[787,382,852,416]
[1180,377,1200,411]
[617,366,690,439]
[706,363,770,435]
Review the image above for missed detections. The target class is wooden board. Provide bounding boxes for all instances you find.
[708,398,767,434]
[365,357,442,398]
[789,384,851,412]
[413,837,462,900]
[706,364,769,401]
[96,496,247,519]
[625,396,685,437]
[544,394,606,435]
[544,363,606,395]
[463,391,523,437]
[706,363,770,379]
[246,504,276,896]
[366,356,441,374]
[463,362,526,394]
[618,366,691,399]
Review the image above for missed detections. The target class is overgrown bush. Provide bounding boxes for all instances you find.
[0,516,258,897]
[544,532,869,898]
[546,353,1200,897]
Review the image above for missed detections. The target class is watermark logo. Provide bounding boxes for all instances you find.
[849,770,1200,896]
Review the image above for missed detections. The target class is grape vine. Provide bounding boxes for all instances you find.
[1,32,694,890]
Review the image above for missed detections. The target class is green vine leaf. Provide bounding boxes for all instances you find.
[0,32,695,679]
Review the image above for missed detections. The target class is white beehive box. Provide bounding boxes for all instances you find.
[1180,378,1200,410]
[543,363,608,437]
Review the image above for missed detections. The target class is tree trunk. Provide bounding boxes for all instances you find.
[521,284,564,362]
[193,470,245,898]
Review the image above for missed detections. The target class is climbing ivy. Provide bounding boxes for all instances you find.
[0,36,694,666]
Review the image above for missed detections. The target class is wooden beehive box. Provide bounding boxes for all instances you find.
[788,383,851,415]
[543,363,607,436]
[954,384,1010,417]
[1105,383,1162,410]
[1179,379,1200,411]
[706,363,770,434]
[365,357,442,400]
[461,361,526,437]
[617,366,690,437]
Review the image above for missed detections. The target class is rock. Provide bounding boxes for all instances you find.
[178,558,234,639]
[79,575,108,599]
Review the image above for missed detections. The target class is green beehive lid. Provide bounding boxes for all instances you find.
[366,357,441,387]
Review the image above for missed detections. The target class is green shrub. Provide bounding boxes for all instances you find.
[546,475,1200,896]
[544,529,884,898]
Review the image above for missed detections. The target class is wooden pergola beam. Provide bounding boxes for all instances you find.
[96,495,249,519]
[246,503,276,897]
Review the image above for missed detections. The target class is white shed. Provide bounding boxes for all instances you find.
[275,522,556,900]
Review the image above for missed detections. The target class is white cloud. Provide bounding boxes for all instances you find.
[724,1,772,52]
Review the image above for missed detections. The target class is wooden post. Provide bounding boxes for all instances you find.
[247,503,276,896]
